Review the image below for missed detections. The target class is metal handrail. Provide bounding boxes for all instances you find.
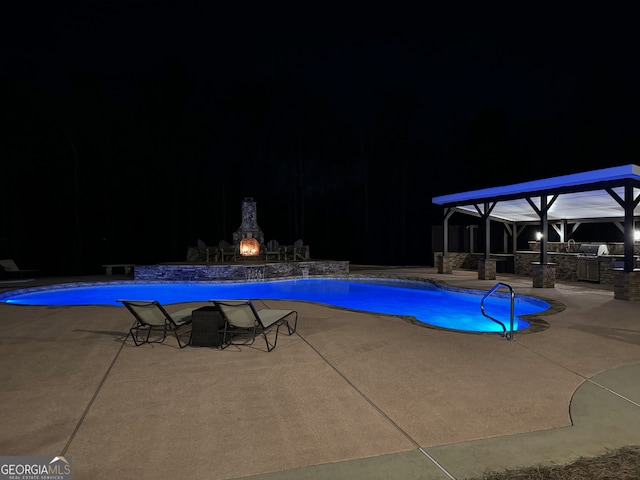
[480,282,516,341]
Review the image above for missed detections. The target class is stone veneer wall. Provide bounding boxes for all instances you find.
[532,263,555,288]
[478,259,496,280]
[135,261,349,281]
[515,252,573,279]
[233,198,264,245]
[433,252,483,270]
[613,271,640,301]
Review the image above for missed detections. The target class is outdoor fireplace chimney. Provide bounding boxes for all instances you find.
[233,198,264,255]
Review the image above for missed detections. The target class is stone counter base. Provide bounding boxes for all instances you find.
[613,270,640,301]
[532,263,556,288]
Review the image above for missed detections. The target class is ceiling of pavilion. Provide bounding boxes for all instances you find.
[432,164,640,224]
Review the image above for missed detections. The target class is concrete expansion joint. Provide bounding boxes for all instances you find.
[587,379,640,408]
[296,327,459,479]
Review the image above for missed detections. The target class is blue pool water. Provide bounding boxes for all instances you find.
[0,278,550,333]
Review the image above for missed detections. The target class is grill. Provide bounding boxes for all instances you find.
[578,244,609,257]
[577,244,609,282]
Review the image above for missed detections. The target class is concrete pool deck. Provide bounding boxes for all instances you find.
[1,266,639,479]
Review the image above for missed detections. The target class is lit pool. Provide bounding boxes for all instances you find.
[0,278,550,333]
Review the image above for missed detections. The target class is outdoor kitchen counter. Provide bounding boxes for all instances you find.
[514,251,636,285]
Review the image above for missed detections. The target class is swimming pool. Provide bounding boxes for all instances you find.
[0,278,550,333]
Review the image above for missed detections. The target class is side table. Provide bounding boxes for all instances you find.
[190,306,227,347]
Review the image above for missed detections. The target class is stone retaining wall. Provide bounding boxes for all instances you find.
[135,261,349,281]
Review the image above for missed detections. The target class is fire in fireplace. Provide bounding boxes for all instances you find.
[240,236,260,256]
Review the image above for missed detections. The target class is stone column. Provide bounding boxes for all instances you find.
[613,270,640,301]
[478,259,496,280]
[436,255,452,274]
[532,263,556,288]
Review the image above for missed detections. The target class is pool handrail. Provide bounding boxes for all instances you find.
[480,282,516,341]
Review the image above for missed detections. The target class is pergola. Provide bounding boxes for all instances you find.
[432,164,640,298]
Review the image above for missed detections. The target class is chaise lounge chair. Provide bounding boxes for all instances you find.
[118,299,194,348]
[0,259,40,280]
[211,300,298,352]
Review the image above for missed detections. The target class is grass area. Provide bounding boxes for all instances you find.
[467,446,640,479]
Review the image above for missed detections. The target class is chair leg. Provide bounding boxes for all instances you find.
[219,323,230,349]
[130,327,142,346]
[172,329,187,348]
[263,323,282,352]
[129,322,173,347]
[129,320,147,346]
[130,325,152,346]
[285,312,298,335]
[221,324,258,349]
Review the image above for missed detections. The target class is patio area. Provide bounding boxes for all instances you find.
[1,267,640,479]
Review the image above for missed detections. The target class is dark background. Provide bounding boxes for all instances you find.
[2,5,638,274]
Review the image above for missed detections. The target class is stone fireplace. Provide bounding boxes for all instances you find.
[233,198,264,256]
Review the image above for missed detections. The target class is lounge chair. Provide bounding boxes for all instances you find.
[197,239,210,263]
[118,299,194,348]
[211,300,298,352]
[293,239,308,261]
[0,259,39,280]
[218,240,237,262]
[265,239,281,261]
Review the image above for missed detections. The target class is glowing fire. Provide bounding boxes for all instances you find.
[240,237,260,256]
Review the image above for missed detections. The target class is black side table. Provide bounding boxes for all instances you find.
[190,306,227,347]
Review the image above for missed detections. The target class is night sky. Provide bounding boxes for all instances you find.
[2,5,638,274]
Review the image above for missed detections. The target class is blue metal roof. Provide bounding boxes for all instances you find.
[432,164,640,223]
